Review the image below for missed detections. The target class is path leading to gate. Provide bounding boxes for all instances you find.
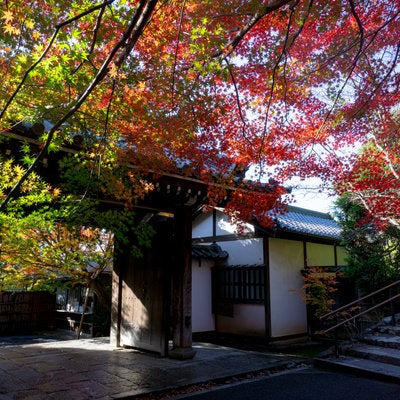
[0,332,308,400]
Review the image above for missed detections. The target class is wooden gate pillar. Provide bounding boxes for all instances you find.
[110,238,126,347]
[169,206,196,360]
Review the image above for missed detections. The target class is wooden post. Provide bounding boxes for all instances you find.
[110,239,125,347]
[169,206,196,360]
[263,237,271,341]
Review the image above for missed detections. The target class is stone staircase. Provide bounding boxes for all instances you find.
[314,321,400,382]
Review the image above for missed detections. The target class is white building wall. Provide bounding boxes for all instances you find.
[215,211,254,236]
[219,239,263,265]
[191,237,264,335]
[191,209,345,339]
[216,304,265,336]
[192,209,255,239]
[192,212,213,238]
[192,259,215,332]
[269,238,308,338]
[192,210,264,335]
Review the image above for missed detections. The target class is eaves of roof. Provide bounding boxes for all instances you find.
[3,122,280,213]
[192,243,229,260]
[274,205,342,241]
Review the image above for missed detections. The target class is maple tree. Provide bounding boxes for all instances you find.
[0,0,398,295]
[0,209,114,337]
[0,157,153,334]
[334,113,400,229]
[0,211,112,291]
[0,161,153,287]
[0,153,148,285]
[335,194,400,293]
[301,266,341,317]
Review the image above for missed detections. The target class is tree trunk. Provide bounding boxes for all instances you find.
[77,283,91,339]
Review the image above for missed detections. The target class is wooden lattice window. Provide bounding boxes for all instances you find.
[212,265,265,304]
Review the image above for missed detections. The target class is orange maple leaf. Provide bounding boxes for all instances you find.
[3,24,20,35]
[1,10,13,23]
[109,64,118,79]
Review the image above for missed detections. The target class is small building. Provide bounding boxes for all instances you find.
[55,270,112,337]
[192,206,348,341]
[3,120,292,357]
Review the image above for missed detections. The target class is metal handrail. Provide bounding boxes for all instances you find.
[323,293,400,333]
[319,279,400,334]
[320,279,400,321]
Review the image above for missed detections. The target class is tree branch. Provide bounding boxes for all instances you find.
[224,58,253,145]
[211,0,293,60]
[0,0,159,211]
[0,0,115,120]
[170,0,187,109]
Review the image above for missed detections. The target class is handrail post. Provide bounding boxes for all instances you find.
[390,287,395,326]
[334,316,339,358]
[319,280,400,345]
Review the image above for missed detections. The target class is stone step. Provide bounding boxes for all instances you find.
[314,355,400,384]
[362,334,400,350]
[375,325,400,336]
[381,314,400,325]
[346,344,400,366]
[314,321,400,383]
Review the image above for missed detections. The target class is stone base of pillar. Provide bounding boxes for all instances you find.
[169,347,197,360]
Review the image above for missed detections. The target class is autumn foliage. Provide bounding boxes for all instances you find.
[0,1,399,224]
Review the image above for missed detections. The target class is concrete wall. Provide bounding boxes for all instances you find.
[269,238,308,338]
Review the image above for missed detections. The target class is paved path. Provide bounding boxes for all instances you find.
[0,334,306,399]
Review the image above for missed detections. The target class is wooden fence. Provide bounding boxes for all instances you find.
[0,291,55,335]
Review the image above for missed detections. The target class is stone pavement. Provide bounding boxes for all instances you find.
[0,332,308,400]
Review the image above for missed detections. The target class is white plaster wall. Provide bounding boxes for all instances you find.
[306,242,335,266]
[216,304,265,336]
[215,210,254,235]
[192,212,213,238]
[192,259,215,332]
[269,238,308,338]
[219,238,264,265]
[192,209,255,239]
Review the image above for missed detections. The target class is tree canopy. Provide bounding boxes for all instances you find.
[0,0,399,224]
[335,195,400,293]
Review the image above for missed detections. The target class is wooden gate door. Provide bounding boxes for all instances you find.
[119,221,171,356]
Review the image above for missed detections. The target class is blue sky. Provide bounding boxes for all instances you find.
[286,177,337,214]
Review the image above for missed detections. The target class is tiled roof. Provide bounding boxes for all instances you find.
[274,206,342,241]
[192,243,229,260]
